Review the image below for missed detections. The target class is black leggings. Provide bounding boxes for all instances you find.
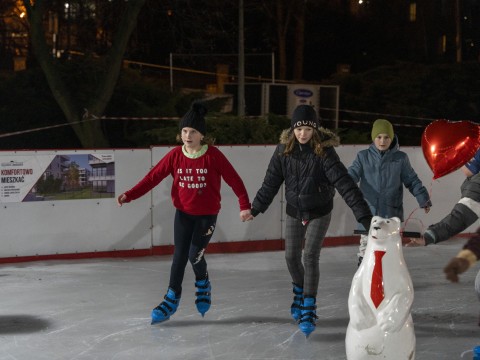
[169,209,217,296]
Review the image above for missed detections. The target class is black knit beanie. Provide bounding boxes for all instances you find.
[291,105,319,130]
[179,102,207,135]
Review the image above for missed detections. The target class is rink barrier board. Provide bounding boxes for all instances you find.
[0,146,475,263]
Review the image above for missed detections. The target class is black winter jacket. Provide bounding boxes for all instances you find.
[251,128,372,226]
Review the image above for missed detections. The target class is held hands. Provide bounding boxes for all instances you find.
[443,257,470,282]
[240,209,254,222]
[117,193,127,207]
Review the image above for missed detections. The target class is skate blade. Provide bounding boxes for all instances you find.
[151,317,170,325]
[300,327,314,338]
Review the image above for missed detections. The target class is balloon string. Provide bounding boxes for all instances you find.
[402,208,425,236]
[402,179,435,236]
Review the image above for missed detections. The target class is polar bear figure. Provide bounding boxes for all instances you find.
[345,216,415,360]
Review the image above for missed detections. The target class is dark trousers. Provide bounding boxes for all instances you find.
[168,209,217,296]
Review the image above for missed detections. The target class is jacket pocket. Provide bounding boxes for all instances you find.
[298,186,334,210]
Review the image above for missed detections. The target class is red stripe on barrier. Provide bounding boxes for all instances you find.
[0,235,472,264]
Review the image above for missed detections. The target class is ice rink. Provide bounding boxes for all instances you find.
[0,239,478,360]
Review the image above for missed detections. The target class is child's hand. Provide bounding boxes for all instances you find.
[240,209,254,222]
[405,237,425,247]
[117,193,127,207]
[423,206,431,213]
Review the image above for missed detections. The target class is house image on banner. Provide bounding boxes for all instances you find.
[88,154,115,194]
[45,155,70,184]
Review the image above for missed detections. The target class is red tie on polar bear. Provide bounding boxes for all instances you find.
[371,250,386,308]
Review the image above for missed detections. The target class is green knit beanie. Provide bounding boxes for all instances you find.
[371,119,394,141]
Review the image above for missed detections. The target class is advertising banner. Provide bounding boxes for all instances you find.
[0,153,115,203]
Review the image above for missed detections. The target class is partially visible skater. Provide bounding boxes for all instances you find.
[423,148,480,247]
[443,227,480,326]
[420,148,480,324]
[246,104,372,337]
[117,102,252,324]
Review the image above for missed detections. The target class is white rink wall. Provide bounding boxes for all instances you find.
[0,145,473,259]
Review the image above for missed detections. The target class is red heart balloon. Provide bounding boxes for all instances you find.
[422,119,480,179]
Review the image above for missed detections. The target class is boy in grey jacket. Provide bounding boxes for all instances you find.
[348,119,432,265]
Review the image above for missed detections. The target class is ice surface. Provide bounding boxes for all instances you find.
[0,240,478,359]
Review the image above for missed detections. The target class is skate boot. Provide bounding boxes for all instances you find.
[357,256,363,267]
[151,288,180,324]
[195,278,211,317]
[290,283,303,321]
[298,296,317,337]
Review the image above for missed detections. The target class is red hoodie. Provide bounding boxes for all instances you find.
[124,146,251,215]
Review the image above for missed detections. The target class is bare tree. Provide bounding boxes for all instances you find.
[261,0,306,81]
[292,1,305,81]
[23,0,146,148]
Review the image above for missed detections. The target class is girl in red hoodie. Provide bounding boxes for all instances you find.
[117,102,251,324]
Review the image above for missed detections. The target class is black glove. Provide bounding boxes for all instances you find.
[360,216,373,233]
[250,207,260,217]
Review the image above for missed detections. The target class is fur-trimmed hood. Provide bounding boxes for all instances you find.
[279,127,340,148]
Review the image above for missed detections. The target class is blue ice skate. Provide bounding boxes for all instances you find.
[151,288,180,324]
[195,278,211,317]
[298,296,317,337]
[291,283,303,321]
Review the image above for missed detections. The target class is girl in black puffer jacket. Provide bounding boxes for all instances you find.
[249,105,372,337]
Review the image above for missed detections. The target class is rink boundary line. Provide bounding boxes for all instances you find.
[0,235,472,264]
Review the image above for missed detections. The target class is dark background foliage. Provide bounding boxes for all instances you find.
[1,60,479,149]
[1,0,479,149]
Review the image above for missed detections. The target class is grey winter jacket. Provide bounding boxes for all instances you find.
[251,128,372,226]
[425,172,480,244]
[348,136,431,221]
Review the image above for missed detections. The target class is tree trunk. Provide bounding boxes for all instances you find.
[24,0,146,148]
[275,1,289,80]
[292,2,305,81]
